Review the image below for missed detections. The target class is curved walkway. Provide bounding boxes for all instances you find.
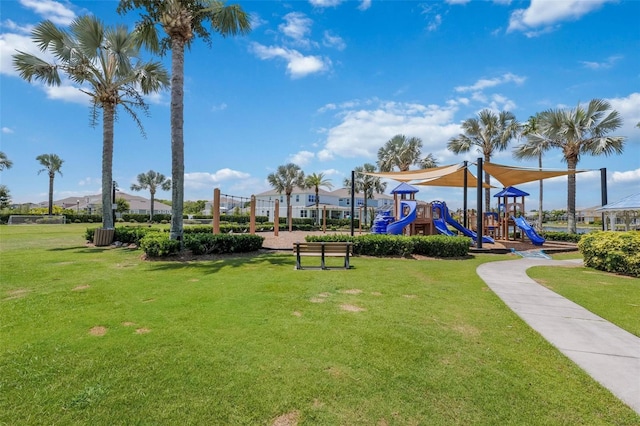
[476,258,640,415]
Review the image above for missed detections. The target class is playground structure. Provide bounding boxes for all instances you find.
[371,183,435,236]
[490,186,545,246]
[432,201,495,244]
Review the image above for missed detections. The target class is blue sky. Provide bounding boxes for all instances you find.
[1,0,638,211]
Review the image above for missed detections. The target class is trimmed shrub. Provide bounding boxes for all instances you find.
[541,231,583,243]
[184,233,264,255]
[411,235,471,257]
[578,231,640,277]
[305,233,470,258]
[139,233,181,257]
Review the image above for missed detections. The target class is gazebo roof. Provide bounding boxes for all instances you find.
[494,186,529,197]
[596,192,640,212]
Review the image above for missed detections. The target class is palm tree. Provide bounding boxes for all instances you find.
[447,109,520,211]
[344,163,387,226]
[13,16,169,229]
[304,172,333,225]
[118,0,251,243]
[36,154,63,215]
[130,170,172,222]
[267,163,305,229]
[513,114,552,230]
[377,134,438,172]
[0,152,12,171]
[524,99,625,233]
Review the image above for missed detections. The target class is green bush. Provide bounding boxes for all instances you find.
[184,234,264,255]
[541,231,583,243]
[578,231,640,277]
[305,234,470,258]
[139,233,181,257]
[411,235,471,257]
[115,227,159,244]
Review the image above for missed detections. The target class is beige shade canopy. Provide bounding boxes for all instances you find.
[362,161,589,189]
[483,162,588,187]
[363,163,464,182]
[413,166,494,188]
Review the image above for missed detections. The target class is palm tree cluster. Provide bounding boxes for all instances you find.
[377,134,438,172]
[446,103,625,234]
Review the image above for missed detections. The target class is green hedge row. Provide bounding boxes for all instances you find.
[540,231,584,243]
[305,234,470,258]
[578,231,640,278]
[139,233,265,257]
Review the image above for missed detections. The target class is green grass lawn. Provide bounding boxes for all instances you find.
[527,263,640,337]
[1,225,639,425]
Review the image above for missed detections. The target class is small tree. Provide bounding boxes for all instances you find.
[344,163,387,226]
[36,154,63,216]
[0,185,11,210]
[116,197,130,214]
[304,172,333,225]
[130,170,171,222]
[267,163,305,229]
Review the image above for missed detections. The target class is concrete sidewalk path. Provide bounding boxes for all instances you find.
[476,258,640,414]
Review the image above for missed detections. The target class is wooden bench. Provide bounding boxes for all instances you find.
[293,242,353,270]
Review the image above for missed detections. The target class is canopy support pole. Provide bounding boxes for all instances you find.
[463,161,468,228]
[600,168,607,231]
[350,170,355,237]
[477,158,483,249]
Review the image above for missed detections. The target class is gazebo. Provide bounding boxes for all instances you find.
[596,192,640,231]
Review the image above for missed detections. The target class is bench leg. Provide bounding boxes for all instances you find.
[296,251,302,270]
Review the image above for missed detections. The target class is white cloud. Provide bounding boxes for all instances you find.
[19,0,77,26]
[427,14,442,32]
[289,150,315,166]
[2,127,14,134]
[185,169,251,190]
[309,0,342,8]
[211,102,228,112]
[250,42,330,78]
[607,92,640,136]
[446,0,471,4]
[0,31,49,76]
[580,55,623,70]
[612,168,640,183]
[455,73,526,93]
[319,100,461,162]
[508,0,615,35]
[358,0,372,11]
[322,31,346,51]
[279,12,313,47]
[43,83,90,105]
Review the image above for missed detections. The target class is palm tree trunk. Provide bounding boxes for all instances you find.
[538,153,543,230]
[170,37,185,243]
[102,103,115,229]
[47,173,54,216]
[150,190,155,223]
[567,156,578,234]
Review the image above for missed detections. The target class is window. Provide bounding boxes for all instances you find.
[280,196,284,202]
[295,195,299,202]
[300,210,307,218]
[308,195,315,203]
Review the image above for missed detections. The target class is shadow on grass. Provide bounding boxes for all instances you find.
[48,246,112,253]
[144,252,293,274]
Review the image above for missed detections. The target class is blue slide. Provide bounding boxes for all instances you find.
[386,200,417,235]
[512,216,545,246]
[432,201,495,244]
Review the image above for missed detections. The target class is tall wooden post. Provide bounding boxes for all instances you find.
[213,188,221,234]
[359,206,362,234]
[288,205,293,232]
[274,199,279,236]
[249,195,256,234]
